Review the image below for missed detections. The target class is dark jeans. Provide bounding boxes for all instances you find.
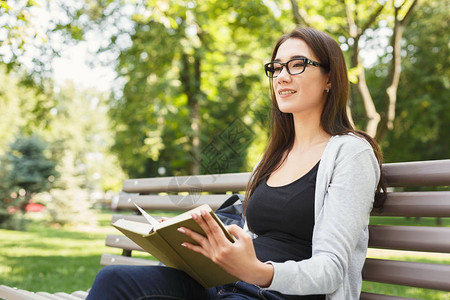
[86,265,325,300]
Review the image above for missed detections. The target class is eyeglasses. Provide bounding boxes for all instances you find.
[264,58,324,78]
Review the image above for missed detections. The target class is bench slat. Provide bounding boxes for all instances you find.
[122,173,251,193]
[0,285,52,300]
[70,291,88,299]
[106,226,450,256]
[53,293,84,300]
[368,225,450,252]
[35,292,66,300]
[121,160,450,193]
[105,234,144,252]
[362,258,450,291]
[372,191,450,217]
[117,194,236,211]
[383,159,450,187]
[100,253,160,267]
[360,292,418,300]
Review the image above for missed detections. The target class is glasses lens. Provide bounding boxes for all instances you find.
[265,62,282,78]
[288,59,306,75]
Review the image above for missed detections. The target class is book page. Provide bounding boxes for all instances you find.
[134,203,160,227]
[113,218,153,235]
[154,204,212,230]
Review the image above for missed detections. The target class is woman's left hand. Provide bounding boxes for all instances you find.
[177,210,273,287]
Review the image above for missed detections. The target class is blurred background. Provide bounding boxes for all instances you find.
[0,0,448,228]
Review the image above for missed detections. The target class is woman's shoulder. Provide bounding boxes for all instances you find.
[328,133,374,157]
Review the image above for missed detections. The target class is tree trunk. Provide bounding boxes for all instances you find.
[181,52,201,175]
[375,0,419,141]
[357,56,381,137]
[345,1,383,137]
[289,0,311,26]
[347,38,381,137]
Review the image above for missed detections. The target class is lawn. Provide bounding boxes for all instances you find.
[0,210,129,293]
[0,212,449,299]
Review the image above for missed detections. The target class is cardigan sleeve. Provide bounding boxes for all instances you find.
[265,144,380,295]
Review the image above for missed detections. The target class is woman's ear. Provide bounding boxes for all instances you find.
[325,77,331,93]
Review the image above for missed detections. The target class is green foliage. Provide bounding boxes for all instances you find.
[5,135,57,195]
[0,68,55,154]
[0,135,57,229]
[1,0,448,180]
[35,83,124,225]
[104,0,282,177]
[373,0,450,161]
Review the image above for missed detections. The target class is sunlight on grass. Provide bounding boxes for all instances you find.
[0,210,119,293]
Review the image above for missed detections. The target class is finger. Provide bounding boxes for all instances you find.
[227,225,251,242]
[181,242,210,258]
[191,212,217,248]
[177,227,210,248]
[197,210,229,247]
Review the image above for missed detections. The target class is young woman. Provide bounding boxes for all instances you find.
[87,27,385,300]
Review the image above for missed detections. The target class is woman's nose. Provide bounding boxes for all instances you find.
[277,66,291,82]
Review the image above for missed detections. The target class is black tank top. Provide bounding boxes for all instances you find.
[246,161,319,263]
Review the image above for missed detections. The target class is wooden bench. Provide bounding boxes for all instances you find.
[1,159,449,299]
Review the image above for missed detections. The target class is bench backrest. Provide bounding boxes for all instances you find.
[102,159,450,298]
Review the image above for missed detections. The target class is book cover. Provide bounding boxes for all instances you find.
[112,204,239,288]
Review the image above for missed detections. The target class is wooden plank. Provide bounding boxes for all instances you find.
[70,291,88,299]
[117,194,234,211]
[368,225,450,252]
[0,285,52,300]
[383,159,450,187]
[371,191,450,217]
[105,234,144,252]
[100,254,160,267]
[35,292,65,300]
[122,173,251,193]
[360,292,417,300]
[121,160,450,193]
[362,258,450,291]
[53,293,84,300]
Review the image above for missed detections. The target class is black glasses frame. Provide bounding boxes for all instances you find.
[264,58,324,78]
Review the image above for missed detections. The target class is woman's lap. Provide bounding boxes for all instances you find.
[86,265,323,300]
[87,265,211,300]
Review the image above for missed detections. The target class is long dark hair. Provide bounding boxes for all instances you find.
[245,27,386,212]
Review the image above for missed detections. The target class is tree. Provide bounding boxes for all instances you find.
[0,135,57,229]
[288,0,420,140]
[379,0,449,162]
[36,82,124,225]
[86,0,283,176]
[0,66,57,154]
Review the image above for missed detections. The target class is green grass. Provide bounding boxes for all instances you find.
[0,211,135,293]
[0,212,449,298]
[370,216,450,227]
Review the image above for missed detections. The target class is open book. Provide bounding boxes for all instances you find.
[112,204,239,288]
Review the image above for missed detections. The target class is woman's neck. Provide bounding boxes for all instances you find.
[291,113,331,151]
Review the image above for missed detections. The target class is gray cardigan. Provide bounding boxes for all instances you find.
[246,134,380,299]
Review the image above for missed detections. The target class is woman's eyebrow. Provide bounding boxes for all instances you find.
[273,55,307,62]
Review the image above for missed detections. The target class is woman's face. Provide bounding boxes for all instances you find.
[272,38,330,117]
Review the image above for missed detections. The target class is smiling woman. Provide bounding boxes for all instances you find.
[86,27,386,300]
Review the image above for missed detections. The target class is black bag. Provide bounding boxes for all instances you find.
[215,194,244,228]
